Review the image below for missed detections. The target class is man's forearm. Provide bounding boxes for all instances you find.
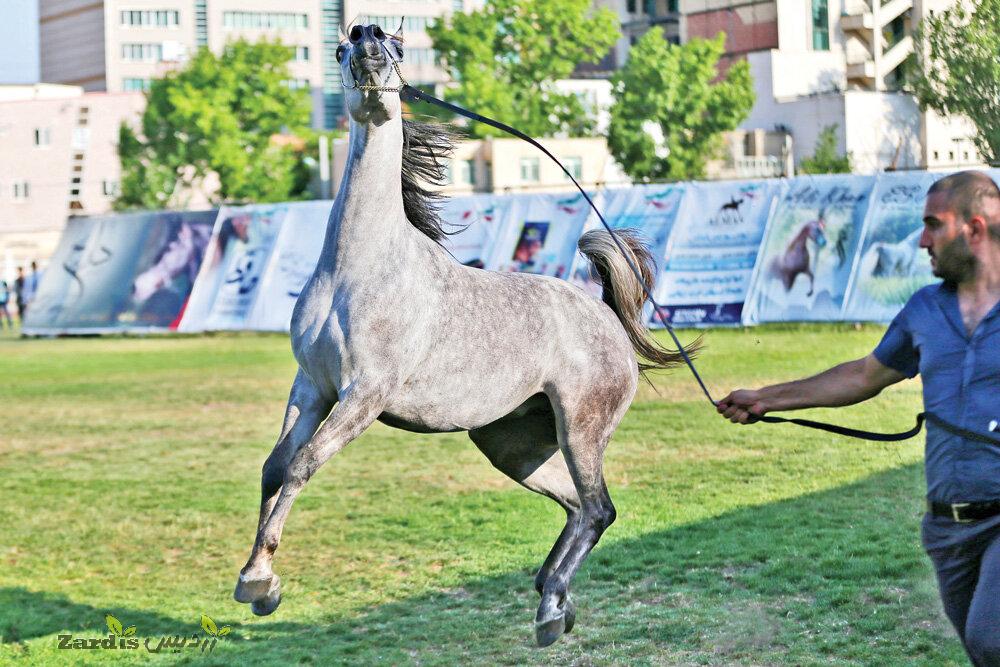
[759,359,883,411]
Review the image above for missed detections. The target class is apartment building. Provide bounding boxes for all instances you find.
[679,0,983,172]
[0,84,145,281]
[38,1,484,129]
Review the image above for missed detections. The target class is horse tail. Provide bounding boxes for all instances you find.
[578,229,701,373]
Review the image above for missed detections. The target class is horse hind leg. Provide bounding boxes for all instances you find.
[530,384,628,647]
[468,400,584,631]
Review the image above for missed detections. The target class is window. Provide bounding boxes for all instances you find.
[457,159,475,186]
[122,78,151,91]
[222,12,309,30]
[520,157,540,182]
[102,180,120,197]
[811,0,830,50]
[12,182,30,201]
[563,156,583,180]
[121,43,163,62]
[294,45,310,62]
[34,128,51,146]
[120,10,179,27]
[933,151,939,161]
[283,79,310,90]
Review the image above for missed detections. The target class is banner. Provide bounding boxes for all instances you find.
[23,210,216,333]
[567,184,685,298]
[244,201,334,331]
[484,192,596,279]
[651,180,782,327]
[842,172,940,322]
[179,204,289,331]
[742,175,874,323]
[438,195,511,268]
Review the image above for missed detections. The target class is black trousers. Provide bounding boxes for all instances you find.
[925,513,1000,666]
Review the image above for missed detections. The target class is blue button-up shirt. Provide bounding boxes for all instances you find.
[874,283,1000,504]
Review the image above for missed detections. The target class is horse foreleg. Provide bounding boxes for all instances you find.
[234,381,387,616]
[256,371,333,543]
[805,267,815,296]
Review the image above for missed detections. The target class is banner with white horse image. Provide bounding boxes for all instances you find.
[178,204,290,332]
[567,184,686,299]
[484,192,598,280]
[438,194,512,268]
[841,172,940,322]
[23,210,216,334]
[651,179,783,327]
[742,175,875,323]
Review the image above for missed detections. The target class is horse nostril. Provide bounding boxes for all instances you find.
[349,25,363,43]
[372,25,385,40]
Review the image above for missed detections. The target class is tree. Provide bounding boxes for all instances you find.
[608,30,755,181]
[799,124,852,174]
[909,0,1000,164]
[116,39,312,210]
[427,0,619,139]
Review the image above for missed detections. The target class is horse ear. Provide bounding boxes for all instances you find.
[393,20,404,42]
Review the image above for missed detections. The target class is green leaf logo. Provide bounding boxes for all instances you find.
[218,627,231,636]
[201,614,218,637]
[123,626,136,636]
[105,614,123,637]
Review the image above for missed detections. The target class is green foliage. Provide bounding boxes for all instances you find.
[427,0,619,138]
[608,30,755,181]
[116,39,312,210]
[909,0,1000,164]
[799,124,852,174]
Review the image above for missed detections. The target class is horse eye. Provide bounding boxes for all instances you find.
[336,44,347,63]
[372,25,386,40]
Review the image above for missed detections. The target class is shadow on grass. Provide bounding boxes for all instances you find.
[1,464,967,665]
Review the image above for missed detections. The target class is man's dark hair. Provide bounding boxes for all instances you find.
[928,170,1000,242]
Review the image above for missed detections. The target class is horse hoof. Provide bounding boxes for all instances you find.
[534,613,566,648]
[250,576,282,616]
[234,572,276,604]
[563,596,576,634]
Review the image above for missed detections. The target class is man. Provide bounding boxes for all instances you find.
[718,170,1000,666]
[23,261,40,315]
[13,266,26,323]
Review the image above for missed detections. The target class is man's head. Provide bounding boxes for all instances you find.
[16,266,23,277]
[30,261,37,271]
[922,171,1000,284]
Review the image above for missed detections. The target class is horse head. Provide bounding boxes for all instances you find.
[337,23,405,125]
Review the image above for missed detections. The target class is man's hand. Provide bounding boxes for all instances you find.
[716,389,769,424]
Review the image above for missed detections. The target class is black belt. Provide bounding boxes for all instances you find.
[927,500,1000,523]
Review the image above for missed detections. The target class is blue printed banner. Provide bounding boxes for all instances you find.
[842,172,940,322]
[567,184,685,298]
[24,210,216,333]
[651,180,781,327]
[743,175,874,323]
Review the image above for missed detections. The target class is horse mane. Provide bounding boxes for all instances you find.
[401,117,461,244]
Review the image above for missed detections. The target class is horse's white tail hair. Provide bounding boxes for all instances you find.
[578,229,700,373]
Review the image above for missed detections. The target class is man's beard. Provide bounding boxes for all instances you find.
[932,234,978,284]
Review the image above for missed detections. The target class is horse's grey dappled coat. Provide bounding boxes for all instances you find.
[233,24,698,647]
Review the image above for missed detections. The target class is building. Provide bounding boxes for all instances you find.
[0,2,40,85]
[0,84,146,281]
[679,0,984,172]
[38,0,483,130]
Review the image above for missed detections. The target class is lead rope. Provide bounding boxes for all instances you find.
[355,46,1000,445]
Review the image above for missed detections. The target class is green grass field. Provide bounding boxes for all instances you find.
[0,325,968,665]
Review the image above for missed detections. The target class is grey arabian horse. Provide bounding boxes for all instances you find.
[233,24,695,647]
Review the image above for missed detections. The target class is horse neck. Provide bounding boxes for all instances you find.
[318,117,406,270]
